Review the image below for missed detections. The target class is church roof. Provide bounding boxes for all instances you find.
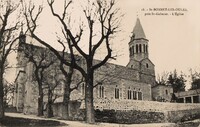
[132,18,146,39]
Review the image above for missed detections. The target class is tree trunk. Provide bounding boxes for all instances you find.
[35,68,44,116]
[61,67,73,119]
[38,86,44,116]
[46,89,53,118]
[38,84,43,116]
[62,77,71,119]
[0,65,4,119]
[47,102,53,118]
[85,70,95,124]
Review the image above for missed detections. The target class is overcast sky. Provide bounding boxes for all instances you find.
[6,0,200,89]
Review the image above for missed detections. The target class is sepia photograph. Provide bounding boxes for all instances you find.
[0,0,200,126]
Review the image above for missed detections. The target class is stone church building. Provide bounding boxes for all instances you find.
[14,18,157,114]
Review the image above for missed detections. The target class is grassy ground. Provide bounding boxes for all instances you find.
[0,116,67,126]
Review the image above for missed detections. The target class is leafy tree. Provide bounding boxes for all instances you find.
[167,70,186,93]
[191,79,200,90]
[189,70,200,90]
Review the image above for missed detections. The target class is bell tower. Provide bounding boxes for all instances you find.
[127,18,155,86]
[129,18,149,62]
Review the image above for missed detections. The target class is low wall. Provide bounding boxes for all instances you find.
[93,99,200,112]
[95,109,165,124]
[52,101,82,120]
[166,109,200,122]
[52,99,200,123]
[93,99,200,123]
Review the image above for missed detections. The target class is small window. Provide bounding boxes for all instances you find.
[146,63,149,68]
[146,45,148,53]
[165,90,168,95]
[143,44,146,53]
[138,91,143,100]
[139,44,142,53]
[115,86,120,99]
[136,44,138,53]
[128,87,132,100]
[99,84,104,98]
[133,90,137,100]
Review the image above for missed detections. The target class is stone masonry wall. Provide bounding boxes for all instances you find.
[92,99,200,112]
[23,80,38,115]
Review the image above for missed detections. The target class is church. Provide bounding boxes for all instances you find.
[14,18,156,115]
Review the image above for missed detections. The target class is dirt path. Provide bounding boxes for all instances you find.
[5,112,177,127]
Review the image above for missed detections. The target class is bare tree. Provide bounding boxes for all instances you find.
[24,0,121,123]
[42,65,61,118]
[23,2,76,119]
[0,0,20,118]
[22,44,55,116]
[156,72,169,86]
[3,81,15,107]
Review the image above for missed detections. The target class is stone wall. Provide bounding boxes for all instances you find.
[51,99,200,123]
[166,109,200,122]
[140,73,156,86]
[95,100,200,123]
[94,109,165,124]
[70,78,152,102]
[152,85,173,102]
[140,59,155,75]
[23,81,38,115]
[14,71,26,112]
[52,101,82,119]
[92,99,200,112]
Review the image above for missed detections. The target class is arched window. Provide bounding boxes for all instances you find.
[146,45,148,53]
[133,88,137,100]
[127,87,132,99]
[143,44,145,53]
[138,89,143,100]
[132,46,134,55]
[99,84,104,98]
[115,85,120,99]
[139,44,142,53]
[136,44,138,53]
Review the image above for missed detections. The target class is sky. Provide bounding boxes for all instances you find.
[5,0,200,89]
[116,0,200,75]
[115,0,200,89]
